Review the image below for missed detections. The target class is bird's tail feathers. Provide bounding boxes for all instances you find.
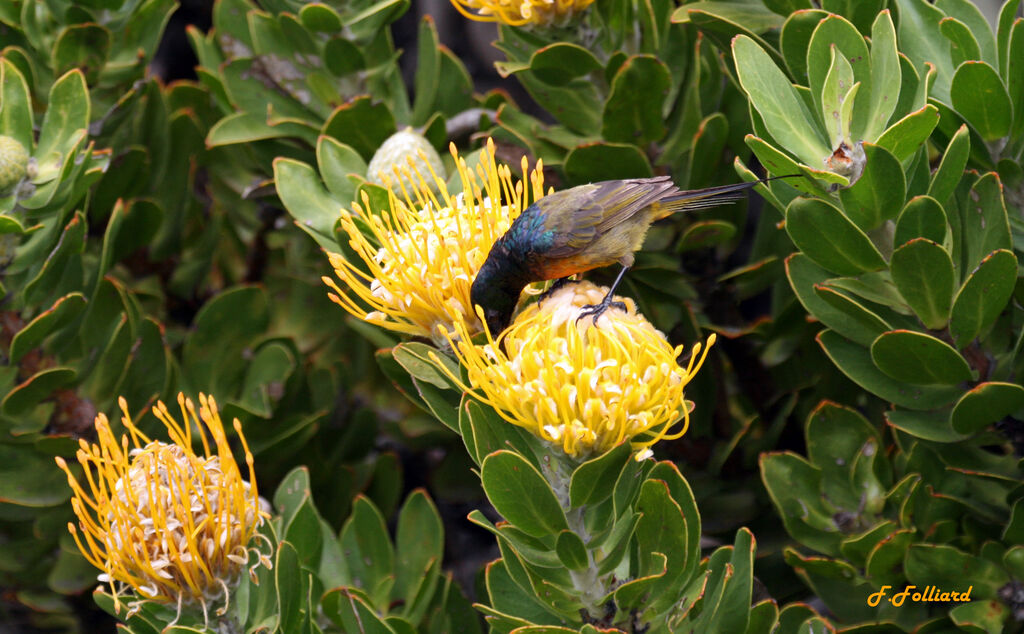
[654,174,799,219]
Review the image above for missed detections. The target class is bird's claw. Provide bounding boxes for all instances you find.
[576,298,627,326]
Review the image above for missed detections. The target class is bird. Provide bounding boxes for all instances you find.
[470,174,793,335]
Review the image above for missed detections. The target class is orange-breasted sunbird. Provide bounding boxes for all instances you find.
[471,175,787,334]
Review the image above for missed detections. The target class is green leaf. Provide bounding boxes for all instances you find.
[316,135,365,206]
[480,450,568,538]
[563,142,653,186]
[885,408,968,442]
[950,382,1024,434]
[807,14,870,142]
[939,17,981,67]
[819,46,856,149]
[339,496,395,606]
[863,10,901,141]
[905,544,1009,600]
[928,124,970,205]
[949,249,1017,346]
[817,329,961,409]
[785,197,886,276]
[950,61,1012,141]
[52,24,111,85]
[870,330,973,385]
[1004,18,1024,150]
[0,59,33,153]
[554,530,589,571]
[9,293,86,364]
[936,0,998,64]
[530,43,602,86]
[894,195,948,247]
[813,283,892,344]
[0,443,72,506]
[780,9,830,84]
[786,254,882,346]
[760,451,841,556]
[98,199,163,277]
[322,588,396,633]
[959,172,1012,275]
[602,55,671,145]
[837,143,905,230]
[392,343,459,389]
[393,490,443,623]
[35,71,90,182]
[182,285,270,395]
[568,442,631,508]
[733,36,830,167]
[411,16,440,126]
[676,220,737,252]
[273,157,343,251]
[634,479,687,583]
[894,0,954,103]
[950,600,1009,633]
[322,96,397,161]
[889,239,955,329]
[875,104,939,164]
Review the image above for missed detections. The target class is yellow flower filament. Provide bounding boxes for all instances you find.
[324,138,545,344]
[438,282,716,459]
[450,0,595,26]
[55,394,271,622]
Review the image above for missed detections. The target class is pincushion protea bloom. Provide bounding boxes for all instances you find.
[55,394,272,625]
[450,0,595,26]
[439,281,716,459]
[324,138,545,346]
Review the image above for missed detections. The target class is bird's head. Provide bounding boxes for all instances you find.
[471,271,519,337]
[471,247,524,337]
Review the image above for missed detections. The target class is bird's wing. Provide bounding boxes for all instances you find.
[542,177,677,258]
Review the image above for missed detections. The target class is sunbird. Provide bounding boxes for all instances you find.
[471,174,789,335]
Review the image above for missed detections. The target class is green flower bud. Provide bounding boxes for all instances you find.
[0,136,29,195]
[366,128,446,193]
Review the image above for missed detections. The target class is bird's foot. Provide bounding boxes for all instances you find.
[576,294,627,326]
[538,276,576,302]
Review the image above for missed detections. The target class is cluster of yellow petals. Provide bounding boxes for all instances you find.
[440,281,715,459]
[55,394,271,622]
[324,138,545,346]
[450,0,595,26]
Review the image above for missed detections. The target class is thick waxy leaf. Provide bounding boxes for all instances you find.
[760,452,841,556]
[938,0,998,63]
[316,135,365,204]
[905,544,1009,600]
[554,530,589,571]
[940,17,981,67]
[9,293,86,364]
[894,195,948,247]
[875,105,939,164]
[0,443,72,506]
[733,35,829,167]
[837,143,905,230]
[322,96,397,161]
[813,284,891,342]
[949,249,1017,346]
[481,451,568,538]
[818,329,961,409]
[787,254,883,346]
[563,142,652,185]
[744,135,838,196]
[569,442,631,508]
[530,43,602,86]
[274,157,343,251]
[889,239,955,329]
[927,124,970,205]
[870,330,973,385]
[780,10,830,83]
[960,172,1012,276]
[785,197,886,275]
[863,11,901,140]
[0,59,33,153]
[951,382,1024,434]
[322,588,394,633]
[602,55,671,145]
[886,409,968,443]
[894,0,953,103]
[807,14,870,141]
[951,61,1012,141]
[677,220,737,252]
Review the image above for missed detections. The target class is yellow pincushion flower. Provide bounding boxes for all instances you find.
[440,281,716,459]
[450,0,595,26]
[324,139,545,345]
[55,394,272,624]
